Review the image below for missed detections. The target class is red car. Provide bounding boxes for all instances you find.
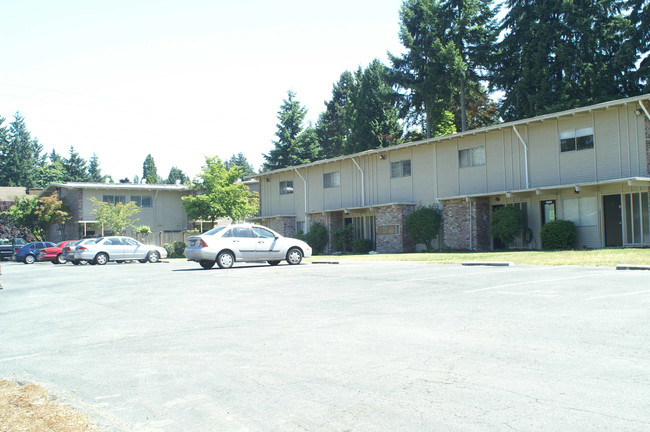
[38,240,78,264]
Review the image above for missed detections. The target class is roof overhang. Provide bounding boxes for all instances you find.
[438,177,650,202]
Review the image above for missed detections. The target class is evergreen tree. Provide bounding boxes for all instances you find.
[225,153,256,179]
[0,113,43,188]
[88,153,105,183]
[35,161,66,187]
[166,166,190,184]
[263,91,319,171]
[63,146,90,182]
[347,60,402,153]
[315,71,355,159]
[142,154,161,184]
[493,0,648,121]
[49,149,63,164]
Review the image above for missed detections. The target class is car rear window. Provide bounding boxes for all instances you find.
[203,226,226,236]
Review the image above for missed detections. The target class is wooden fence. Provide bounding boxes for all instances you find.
[135,232,192,246]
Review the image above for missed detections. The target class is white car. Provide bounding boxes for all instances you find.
[184,224,312,269]
[73,236,168,265]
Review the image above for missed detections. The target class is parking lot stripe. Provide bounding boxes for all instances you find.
[376,267,528,286]
[587,290,650,301]
[464,272,602,293]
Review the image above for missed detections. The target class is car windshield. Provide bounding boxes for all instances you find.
[203,226,227,236]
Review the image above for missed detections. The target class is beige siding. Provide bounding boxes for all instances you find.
[436,140,459,197]
[412,145,435,204]
[486,130,506,192]
[388,149,413,202]
[595,109,622,180]
[529,121,560,187]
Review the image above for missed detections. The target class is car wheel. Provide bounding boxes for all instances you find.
[286,248,303,265]
[267,260,281,266]
[55,254,67,264]
[216,251,234,269]
[24,254,36,264]
[94,253,108,265]
[147,251,160,263]
[200,260,215,269]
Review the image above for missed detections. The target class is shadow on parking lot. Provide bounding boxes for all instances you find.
[173,263,279,272]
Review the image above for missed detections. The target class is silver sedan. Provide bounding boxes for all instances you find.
[73,236,168,265]
[184,224,312,269]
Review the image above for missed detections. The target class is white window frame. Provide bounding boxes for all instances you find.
[323,171,340,188]
[459,146,485,168]
[280,180,294,195]
[390,160,411,178]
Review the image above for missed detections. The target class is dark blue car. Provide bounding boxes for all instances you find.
[14,241,56,264]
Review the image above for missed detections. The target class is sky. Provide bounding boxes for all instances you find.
[1,0,406,181]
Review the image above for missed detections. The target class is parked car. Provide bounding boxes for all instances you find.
[73,236,167,265]
[0,238,27,261]
[14,241,57,264]
[37,240,78,264]
[62,239,95,265]
[184,224,312,269]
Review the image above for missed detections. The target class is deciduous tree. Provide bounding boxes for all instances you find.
[89,197,141,235]
[3,193,70,240]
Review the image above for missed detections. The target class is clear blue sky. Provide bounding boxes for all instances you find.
[1,0,405,181]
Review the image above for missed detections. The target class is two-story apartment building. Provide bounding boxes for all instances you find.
[39,182,192,242]
[250,95,650,252]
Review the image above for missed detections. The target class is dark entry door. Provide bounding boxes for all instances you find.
[603,195,623,247]
[492,205,505,249]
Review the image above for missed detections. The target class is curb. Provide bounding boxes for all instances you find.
[462,261,513,267]
[615,264,650,271]
[311,261,340,265]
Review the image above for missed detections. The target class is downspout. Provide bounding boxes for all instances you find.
[512,126,530,189]
[351,157,365,207]
[639,100,650,121]
[294,169,308,230]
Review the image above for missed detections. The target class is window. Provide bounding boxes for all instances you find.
[390,160,411,178]
[323,171,340,188]
[459,147,485,168]
[280,181,294,195]
[252,227,276,238]
[296,221,305,233]
[229,227,253,238]
[560,128,594,152]
[562,197,597,226]
[377,225,399,235]
[131,195,153,208]
[103,195,126,204]
[625,192,650,244]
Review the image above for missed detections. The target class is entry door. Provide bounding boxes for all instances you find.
[541,200,556,225]
[603,195,623,247]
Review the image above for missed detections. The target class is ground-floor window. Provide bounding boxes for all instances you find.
[562,196,597,226]
[624,192,650,245]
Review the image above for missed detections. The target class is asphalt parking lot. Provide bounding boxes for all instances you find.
[1,259,649,431]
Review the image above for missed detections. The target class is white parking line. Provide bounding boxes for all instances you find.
[587,290,650,301]
[464,272,602,293]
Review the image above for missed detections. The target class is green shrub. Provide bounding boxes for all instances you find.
[163,243,174,257]
[352,238,373,254]
[490,206,526,248]
[134,225,152,234]
[332,224,353,252]
[541,220,577,250]
[173,241,186,257]
[303,222,329,255]
[405,203,443,250]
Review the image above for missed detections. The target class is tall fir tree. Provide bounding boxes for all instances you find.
[493,0,648,121]
[0,113,43,188]
[315,71,355,159]
[142,154,160,184]
[225,153,256,179]
[263,91,319,171]
[347,60,402,153]
[166,166,190,184]
[63,146,90,182]
[88,153,105,182]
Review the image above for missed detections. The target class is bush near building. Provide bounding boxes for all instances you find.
[541,220,577,250]
[405,204,443,250]
[490,206,526,249]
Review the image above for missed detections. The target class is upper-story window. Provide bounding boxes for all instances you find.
[323,171,340,188]
[280,180,294,195]
[131,195,153,208]
[103,195,126,204]
[390,160,411,178]
[560,127,594,152]
[459,146,485,168]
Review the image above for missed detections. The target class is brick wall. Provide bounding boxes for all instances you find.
[443,198,490,251]
[375,205,415,253]
[268,216,296,237]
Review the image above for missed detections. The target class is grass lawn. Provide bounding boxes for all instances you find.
[306,248,650,267]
